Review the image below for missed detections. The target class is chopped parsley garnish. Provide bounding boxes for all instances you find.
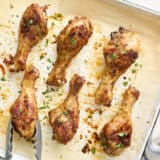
[53,34,56,38]
[10,3,14,9]
[47,58,52,63]
[135,63,138,67]
[47,66,50,70]
[118,132,128,137]
[45,39,49,47]
[1,76,6,81]
[42,88,54,95]
[51,22,55,27]
[122,81,128,87]
[43,116,48,120]
[39,101,50,110]
[70,38,76,45]
[131,69,137,74]
[27,19,33,26]
[63,111,69,116]
[110,54,116,60]
[40,54,45,60]
[115,143,124,149]
[45,95,53,101]
[51,13,64,21]
[90,147,96,154]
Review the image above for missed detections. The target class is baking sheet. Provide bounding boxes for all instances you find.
[118,0,160,16]
[0,0,160,160]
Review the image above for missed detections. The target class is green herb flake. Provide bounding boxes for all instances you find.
[132,69,137,74]
[135,63,138,67]
[119,132,125,137]
[53,34,56,38]
[42,88,54,95]
[58,93,63,96]
[122,81,128,87]
[40,54,45,60]
[118,132,128,137]
[10,3,14,9]
[43,116,48,120]
[90,147,96,154]
[70,38,76,45]
[1,76,6,81]
[47,58,52,63]
[63,111,69,116]
[45,39,49,47]
[39,101,50,110]
[27,19,33,26]
[51,22,55,27]
[45,95,53,101]
[115,143,124,149]
[51,13,64,21]
[110,54,116,60]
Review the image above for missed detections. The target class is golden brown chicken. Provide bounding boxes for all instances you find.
[10,64,39,139]
[9,3,48,72]
[47,17,93,86]
[95,27,140,106]
[49,74,85,144]
[100,87,139,155]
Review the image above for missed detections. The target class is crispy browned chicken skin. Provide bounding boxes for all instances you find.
[95,27,140,106]
[47,17,93,86]
[10,3,48,72]
[49,74,85,144]
[100,87,139,155]
[10,64,39,139]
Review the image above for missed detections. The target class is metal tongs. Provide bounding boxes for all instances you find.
[2,118,42,160]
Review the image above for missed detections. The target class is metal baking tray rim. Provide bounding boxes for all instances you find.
[118,0,160,16]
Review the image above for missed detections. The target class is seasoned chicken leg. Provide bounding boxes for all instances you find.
[49,74,85,144]
[10,3,48,72]
[47,17,93,86]
[10,64,39,139]
[95,27,140,106]
[100,87,139,155]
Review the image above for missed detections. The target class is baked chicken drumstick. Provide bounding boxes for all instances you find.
[49,74,85,144]
[95,27,140,106]
[10,3,48,72]
[10,64,39,139]
[100,87,139,155]
[47,17,93,86]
